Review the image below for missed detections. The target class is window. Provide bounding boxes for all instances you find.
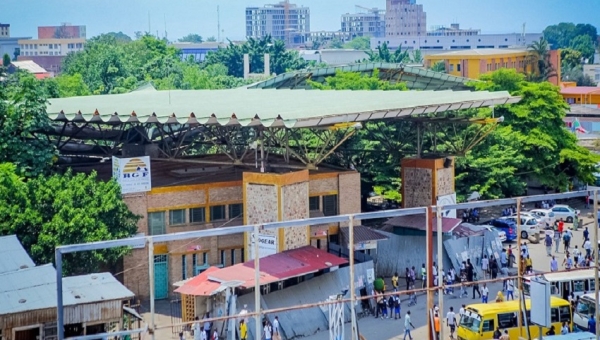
[182,255,187,280]
[228,203,243,219]
[169,209,186,225]
[498,312,517,328]
[231,249,236,265]
[323,195,338,216]
[457,64,461,71]
[481,319,494,332]
[220,250,226,266]
[309,196,320,211]
[551,307,560,323]
[211,205,226,221]
[189,207,206,223]
[559,305,571,322]
[449,64,454,72]
[148,212,166,235]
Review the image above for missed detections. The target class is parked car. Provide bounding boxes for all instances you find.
[509,212,545,228]
[529,209,556,229]
[500,215,540,239]
[487,219,517,242]
[550,204,580,223]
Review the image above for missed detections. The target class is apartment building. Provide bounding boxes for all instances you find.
[246,1,310,46]
[371,33,543,51]
[341,8,385,39]
[385,0,426,37]
[0,23,10,37]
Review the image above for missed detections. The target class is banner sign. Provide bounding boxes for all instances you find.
[112,156,152,194]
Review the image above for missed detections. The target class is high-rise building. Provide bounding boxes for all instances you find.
[385,0,426,37]
[246,1,310,46]
[0,23,10,37]
[37,24,86,39]
[341,7,385,39]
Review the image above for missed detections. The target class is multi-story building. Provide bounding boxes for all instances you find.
[245,1,310,46]
[341,8,385,39]
[428,23,480,37]
[16,24,86,74]
[385,0,426,37]
[371,32,543,51]
[0,23,10,37]
[172,42,226,62]
[583,64,600,84]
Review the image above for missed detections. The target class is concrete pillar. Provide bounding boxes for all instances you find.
[264,53,270,77]
[401,157,456,216]
[243,53,250,79]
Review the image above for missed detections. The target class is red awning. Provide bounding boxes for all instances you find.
[174,266,222,296]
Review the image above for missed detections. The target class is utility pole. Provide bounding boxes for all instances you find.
[217,5,221,43]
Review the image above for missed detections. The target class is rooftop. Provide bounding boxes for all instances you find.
[384,214,462,233]
[10,60,48,74]
[46,86,518,128]
[0,235,36,274]
[425,48,529,58]
[339,226,388,244]
[560,86,600,95]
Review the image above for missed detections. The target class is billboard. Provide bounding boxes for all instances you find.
[248,232,277,260]
[112,156,152,194]
[437,192,457,218]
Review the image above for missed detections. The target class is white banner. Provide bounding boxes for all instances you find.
[249,232,277,260]
[112,156,152,194]
[437,193,457,218]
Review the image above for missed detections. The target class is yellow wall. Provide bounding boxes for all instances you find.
[425,51,530,80]
[562,93,600,105]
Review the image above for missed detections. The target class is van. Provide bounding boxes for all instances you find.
[457,297,571,340]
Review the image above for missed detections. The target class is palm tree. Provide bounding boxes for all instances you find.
[527,37,557,82]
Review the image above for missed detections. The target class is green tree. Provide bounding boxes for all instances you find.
[329,38,344,49]
[206,36,217,42]
[431,61,446,73]
[0,163,140,275]
[2,53,10,66]
[570,35,595,63]
[178,33,204,43]
[0,71,56,176]
[203,36,308,77]
[365,42,410,63]
[54,73,92,97]
[527,37,556,82]
[308,69,408,91]
[343,36,371,50]
[106,31,133,43]
[562,65,596,86]
[470,68,599,191]
[410,50,423,63]
[561,48,583,70]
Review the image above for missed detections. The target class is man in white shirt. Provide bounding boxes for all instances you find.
[459,304,465,323]
[263,321,272,340]
[584,239,592,258]
[481,283,489,303]
[481,255,489,279]
[193,317,203,340]
[403,311,415,340]
[446,307,457,339]
[272,316,280,340]
[506,278,515,301]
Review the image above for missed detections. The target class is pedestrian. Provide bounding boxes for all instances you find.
[490,257,499,280]
[558,219,564,237]
[212,328,219,340]
[499,330,509,340]
[563,230,572,253]
[550,256,559,272]
[563,253,574,271]
[500,250,508,269]
[446,307,457,339]
[382,296,389,319]
[392,272,399,291]
[466,259,474,282]
[586,193,591,209]
[481,255,489,279]
[574,246,581,267]
[393,294,401,320]
[584,227,590,246]
[584,238,592,258]
[405,268,411,291]
[459,304,466,323]
[545,233,553,256]
[589,314,596,335]
[388,295,395,318]
[554,229,561,253]
[434,312,441,340]
[403,311,415,340]
[506,278,514,301]
[481,283,489,303]
[410,266,416,287]
[203,313,212,340]
[472,272,481,299]
[561,321,570,334]
[495,291,504,303]
[525,255,533,273]
[273,316,280,340]
[459,270,468,298]
[239,320,247,340]
[193,316,203,340]
[493,327,502,339]
[262,320,272,340]
[421,264,427,288]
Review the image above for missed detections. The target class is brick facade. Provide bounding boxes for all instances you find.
[122,170,360,301]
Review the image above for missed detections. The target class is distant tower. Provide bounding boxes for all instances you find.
[385,0,426,37]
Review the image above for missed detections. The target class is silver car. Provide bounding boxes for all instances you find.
[550,204,580,223]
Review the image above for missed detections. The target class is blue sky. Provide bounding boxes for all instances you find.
[2,0,599,41]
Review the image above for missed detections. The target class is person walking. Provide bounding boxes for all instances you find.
[506,278,515,301]
[588,314,596,335]
[403,311,415,340]
[392,272,399,291]
[525,255,533,273]
[490,257,499,280]
[584,238,592,258]
[393,294,401,320]
[550,256,559,272]
[421,264,427,289]
[472,272,481,299]
[545,233,553,256]
[563,253,574,271]
[583,227,590,246]
[558,219,564,238]
[272,316,280,340]
[493,327,502,339]
[481,255,489,279]
[433,312,441,340]
[561,321,570,335]
[203,313,212,340]
[239,320,247,340]
[446,307,457,339]
[481,283,489,303]
[262,320,272,340]
[193,317,203,340]
[574,246,581,267]
[563,230,572,253]
[554,229,561,253]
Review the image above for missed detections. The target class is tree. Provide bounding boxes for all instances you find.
[206,36,217,42]
[365,42,410,63]
[561,48,583,70]
[343,36,371,50]
[431,61,446,73]
[410,50,423,63]
[106,31,132,43]
[203,36,308,77]
[307,69,408,91]
[527,37,556,82]
[0,163,140,275]
[54,73,92,97]
[329,38,344,49]
[0,71,56,176]
[2,53,10,66]
[562,65,596,86]
[178,33,204,43]
[470,69,600,191]
[570,35,595,63]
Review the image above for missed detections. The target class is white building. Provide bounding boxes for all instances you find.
[385,0,426,37]
[245,1,310,46]
[371,33,542,52]
[583,64,600,84]
[341,8,385,39]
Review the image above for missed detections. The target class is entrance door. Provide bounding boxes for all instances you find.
[154,254,169,299]
[14,326,40,340]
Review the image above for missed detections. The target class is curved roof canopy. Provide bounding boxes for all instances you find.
[47,87,519,129]
[247,63,474,91]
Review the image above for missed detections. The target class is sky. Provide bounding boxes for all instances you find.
[2,0,600,41]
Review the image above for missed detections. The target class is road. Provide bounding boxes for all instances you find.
[302,202,595,340]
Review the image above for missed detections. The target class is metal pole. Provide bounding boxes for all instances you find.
[436,208,444,340]
[349,215,358,340]
[516,198,522,337]
[254,224,262,340]
[148,238,156,340]
[426,206,433,340]
[56,249,64,340]
[594,190,599,335]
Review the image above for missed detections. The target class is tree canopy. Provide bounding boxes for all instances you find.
[343,36,371,50]
[543,23,597,63]
[179,33,204,43]
[0,163,139,275]
[203,35,308,77]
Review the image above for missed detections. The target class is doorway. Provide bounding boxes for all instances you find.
[14,326,40,340]
[154,254,169,299]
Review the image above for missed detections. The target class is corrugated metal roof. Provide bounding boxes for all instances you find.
[339,226,389,244]
[0,265,134,315]
[0,235,36,274]
[561,86,600,95]
[384,214,462,233]
[10,60,48,74]
[425,48,528,58]
[177,246,348,295]
[45,88,520,128]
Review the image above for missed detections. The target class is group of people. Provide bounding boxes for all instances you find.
[190,313,217,340]
[461,208,480,223]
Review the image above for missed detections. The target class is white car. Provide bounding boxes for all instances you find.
[529,209,556,229]
[550,204,581,223]
[500,216,539,238]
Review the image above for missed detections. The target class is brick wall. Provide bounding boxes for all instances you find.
[338,172,361,226]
